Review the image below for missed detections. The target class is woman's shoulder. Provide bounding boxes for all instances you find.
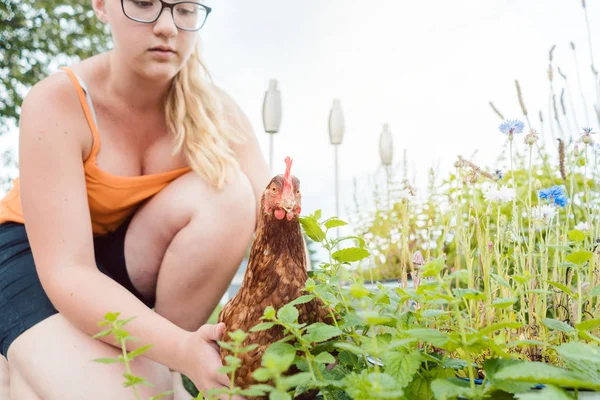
[24,54,105,110]
[19,62,98,154]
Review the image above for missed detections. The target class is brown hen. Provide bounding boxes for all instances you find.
[218,156,331,393]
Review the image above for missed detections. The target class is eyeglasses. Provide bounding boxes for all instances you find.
[121,0,212,32]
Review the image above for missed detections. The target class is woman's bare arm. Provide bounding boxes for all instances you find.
[18,74,193,374]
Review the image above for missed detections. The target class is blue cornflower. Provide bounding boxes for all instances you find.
[539,185,568,207]
[499,119,525,137]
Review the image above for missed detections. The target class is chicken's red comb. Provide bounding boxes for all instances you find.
[283,156,293,191]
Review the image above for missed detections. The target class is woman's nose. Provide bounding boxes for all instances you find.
[153,8,178,37]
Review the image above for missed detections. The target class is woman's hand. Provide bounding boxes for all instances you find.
[182,322,246,400]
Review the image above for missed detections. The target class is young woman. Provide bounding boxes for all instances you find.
[0,0,270,398]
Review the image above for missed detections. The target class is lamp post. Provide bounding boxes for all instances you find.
[262,79,282,173]
[329,99,345,237]
[379,123,393,208]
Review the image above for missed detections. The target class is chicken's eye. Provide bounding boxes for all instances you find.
[271,187,277,193]
[296,190,300,194]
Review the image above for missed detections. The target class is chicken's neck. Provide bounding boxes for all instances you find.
[248,211,306,270]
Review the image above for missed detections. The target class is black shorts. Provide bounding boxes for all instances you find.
[0,217,154,359]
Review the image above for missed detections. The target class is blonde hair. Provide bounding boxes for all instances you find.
[165,41,246,190]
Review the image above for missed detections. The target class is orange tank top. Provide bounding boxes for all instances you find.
[0,66,192,235]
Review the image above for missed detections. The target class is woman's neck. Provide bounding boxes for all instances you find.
[101,51,173,113]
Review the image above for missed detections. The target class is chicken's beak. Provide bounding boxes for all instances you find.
[281,197,296,213]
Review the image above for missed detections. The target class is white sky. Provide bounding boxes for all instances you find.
[2,0,599,235]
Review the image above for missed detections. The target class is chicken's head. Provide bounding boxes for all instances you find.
[263,156,302,221]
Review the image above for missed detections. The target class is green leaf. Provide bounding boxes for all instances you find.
[251,322,277,332]
[123,372,152,387]
[514,384,575,399]
[218,365,235,374]
[405,329,454,349]
[217,340,234,351]
[575,319,600,331]
[279,372,313,389]
[269,391,292,400]
[303,323,342,343]
[127,344,153,360]
[477,322,524,337]
[314,352,336,364]
[567,229,586,243]
[430,378,472,400]
[491,273,511,289]
[332,247,370,263]
[324,218,348,229]
[277,304,299,324]
[148,390,176,400]
[547,281,573,296]
[104,311,121,322]
[93,357,120,364]
[314,209,322,220]
[253,367,272,382]
[491,297,518,309]
[334,342,366,355]
[349,283,370,298]
[289,295,315,306]
[554,342,600,378]
[566,251,593,266]
[382,350,422,389]
[92,328,113,339]
[357,311,393,326]
[452,288,486,301]
[299,217,326,242]
[495,362,600,390]
[542,318,575,333]
[262,342,296,373]
[422,310,448,319]
[241,386,271,396]
[422,257,445,278]
[263,306,276,320]
[228,330,248,344]
[589,285,600,299]
[240,344,259,353]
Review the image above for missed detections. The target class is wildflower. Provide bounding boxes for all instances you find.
[488,241,493,251]
[580,127,596,146]
[524,129,539,145]
[484,185,516,203]
[397,188,416,201]
[574,221,590,231]
[494,169,503,180]
[539,185,568,207]
[531,204,557,224]
[412,250,425,267]
[498,119,525,140]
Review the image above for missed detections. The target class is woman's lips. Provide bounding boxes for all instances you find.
[149,49,176,60]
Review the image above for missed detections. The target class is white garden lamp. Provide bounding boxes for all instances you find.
[379,124,393,207]
[328,98,345,236]
[262,79,282,173]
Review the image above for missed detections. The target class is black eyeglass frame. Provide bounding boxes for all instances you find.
[121,0,212,32]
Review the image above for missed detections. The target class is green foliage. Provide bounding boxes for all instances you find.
[92,312,174,400]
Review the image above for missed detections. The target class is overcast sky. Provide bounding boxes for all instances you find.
[2,0,599,234]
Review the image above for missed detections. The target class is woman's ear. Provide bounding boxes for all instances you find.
[92,0,109,24]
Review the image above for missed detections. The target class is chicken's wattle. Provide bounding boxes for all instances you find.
[274,209,285,220]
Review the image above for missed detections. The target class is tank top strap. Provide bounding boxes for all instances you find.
[59,66,100,162]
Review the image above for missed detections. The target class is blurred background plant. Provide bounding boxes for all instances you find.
[0,0,110,135]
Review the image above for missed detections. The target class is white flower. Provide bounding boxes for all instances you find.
[484,185,516,203]
[574,221,589,231]
[531,204,557,224]
[397,189,416,201]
